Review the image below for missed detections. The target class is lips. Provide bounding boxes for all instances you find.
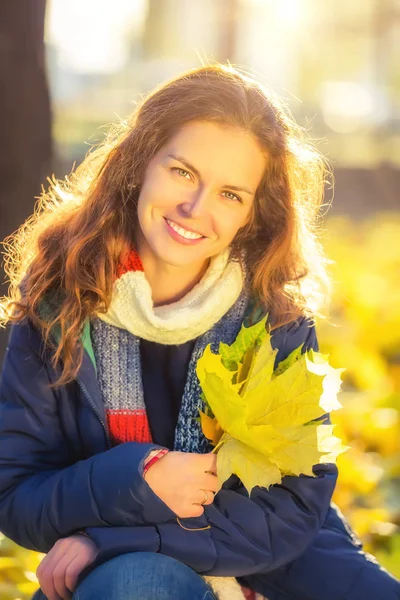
[164,217,207,246]
[164,217,206,238]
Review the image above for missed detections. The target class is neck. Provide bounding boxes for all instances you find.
[140,254,211,307]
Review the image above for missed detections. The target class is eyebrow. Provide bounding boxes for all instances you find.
[167,154,255,196]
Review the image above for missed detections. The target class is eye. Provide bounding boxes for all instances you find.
[171,167,192,181]
[222,191,243,203]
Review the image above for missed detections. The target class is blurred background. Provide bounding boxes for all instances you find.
[0,0,399,596]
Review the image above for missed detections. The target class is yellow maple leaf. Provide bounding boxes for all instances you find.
[217,435,282,492]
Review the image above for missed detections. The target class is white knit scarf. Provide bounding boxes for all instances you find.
[97,248,244,344]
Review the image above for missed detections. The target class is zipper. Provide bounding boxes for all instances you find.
[77,378,112,449]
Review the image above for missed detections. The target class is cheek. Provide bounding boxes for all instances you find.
[136,190,148,223]
[216,209,251,241]
[138,175,177,216]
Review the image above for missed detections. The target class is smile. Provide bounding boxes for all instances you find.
[165,218,204,240]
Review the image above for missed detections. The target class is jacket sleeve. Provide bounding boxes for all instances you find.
[85,317,339,577]
[85,461,337,577]
[0,322,176,553]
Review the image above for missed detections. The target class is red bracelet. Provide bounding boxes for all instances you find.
[143,448,169,477]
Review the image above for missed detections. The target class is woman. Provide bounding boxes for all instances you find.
[0,65,398,600]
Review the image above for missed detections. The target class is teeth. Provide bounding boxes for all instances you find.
[167,219,203,240]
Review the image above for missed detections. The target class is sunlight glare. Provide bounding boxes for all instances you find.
[248,0,306,30]
[321,81,374,133]
[275,0,305,29]
[47,0,146,73]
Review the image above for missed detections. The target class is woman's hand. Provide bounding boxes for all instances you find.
[144,451,220,518]
[36,534,98,600]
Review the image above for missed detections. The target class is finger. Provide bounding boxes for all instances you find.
[37,538,82,600]
[64,554,86,594]
[194,489,215,506]
[201,472,221,493]
[36,539,67,583]
[38,558,64,600]
[39,571,64,600]
[36,554,47,581]
[189,504,205,518]
[52,545,76,600]
[194,452,217,473]
[52,555,75,600]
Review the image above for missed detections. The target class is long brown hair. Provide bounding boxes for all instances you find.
[0,64,332,387]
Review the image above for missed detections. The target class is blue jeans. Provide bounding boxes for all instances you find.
[32,552,216,600]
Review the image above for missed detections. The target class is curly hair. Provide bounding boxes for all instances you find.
[0,64,332,387]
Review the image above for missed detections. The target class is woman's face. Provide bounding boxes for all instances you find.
[136,120,267,273]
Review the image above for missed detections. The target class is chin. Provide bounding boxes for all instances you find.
[161,254,203,269]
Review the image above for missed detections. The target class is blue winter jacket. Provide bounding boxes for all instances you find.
[0,314,339,578]
[1,315,399,600]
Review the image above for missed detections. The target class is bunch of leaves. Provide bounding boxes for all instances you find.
[196,314,346,494]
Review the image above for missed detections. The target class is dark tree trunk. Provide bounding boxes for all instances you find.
[0,0,52,366]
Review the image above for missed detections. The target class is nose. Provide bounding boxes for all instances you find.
[178,186,211,219]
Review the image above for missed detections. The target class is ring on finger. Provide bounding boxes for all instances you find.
[200,490,209,505]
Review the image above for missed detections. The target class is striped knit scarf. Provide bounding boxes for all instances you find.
[91,247,250,451]
[90,248,265,599]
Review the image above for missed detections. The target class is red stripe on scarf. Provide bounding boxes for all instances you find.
[106,409,152,445]
[116,248,144,278]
